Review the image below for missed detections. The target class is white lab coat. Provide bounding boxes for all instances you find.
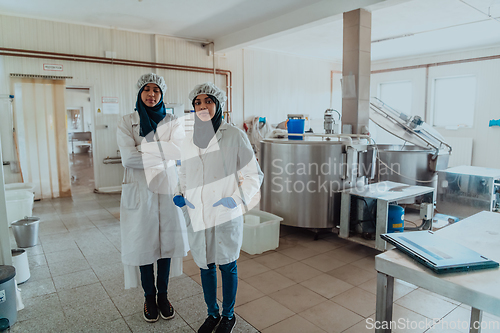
[117,112,189,288]
[179,123,263,269]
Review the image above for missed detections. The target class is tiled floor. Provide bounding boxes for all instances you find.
[8,193,259,333]
[7,193,500,332]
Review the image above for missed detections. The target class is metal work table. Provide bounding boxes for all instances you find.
[339,181,435,251]
[375,211,500,333]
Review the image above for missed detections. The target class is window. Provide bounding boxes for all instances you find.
[432,76,476,128]
[378,81,412,115]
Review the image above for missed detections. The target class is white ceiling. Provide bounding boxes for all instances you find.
[251,0,500,61]
[0,0,323,39]
[2,0,500,62]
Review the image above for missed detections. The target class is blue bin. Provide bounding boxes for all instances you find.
[387,205,404,233]
[287,119,305,140]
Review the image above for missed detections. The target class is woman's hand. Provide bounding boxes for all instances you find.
[213,197,237,209]
[173,195,195,209]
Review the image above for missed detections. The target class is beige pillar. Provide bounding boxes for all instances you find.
[342,8,371,135]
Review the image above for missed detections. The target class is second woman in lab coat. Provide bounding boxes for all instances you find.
[174,82,263,333]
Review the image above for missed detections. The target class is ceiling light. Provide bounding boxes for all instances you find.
[372,33,414,43]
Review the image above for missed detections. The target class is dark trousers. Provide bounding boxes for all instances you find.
[139,258,171,296]
[200,261,238,319]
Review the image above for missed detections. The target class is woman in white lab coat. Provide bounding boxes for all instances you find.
[117,73,189,323]
[174,82,263,333]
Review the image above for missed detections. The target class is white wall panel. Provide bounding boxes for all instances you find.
[156,36,228,113]
[0,14,228,190]
[0,14,341,191]
[372,47,500,168]
[223,49,244,125]
[444,137,473,167]
[224,48,340,128]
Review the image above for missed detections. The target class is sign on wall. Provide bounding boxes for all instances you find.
[43,64,63,71]
[102,97,119,114]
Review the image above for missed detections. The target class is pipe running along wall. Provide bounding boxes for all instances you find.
[0,47,233,120]
[332,52,500,124]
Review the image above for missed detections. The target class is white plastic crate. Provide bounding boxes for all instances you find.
[5,182,35,193]
[241,209,283,255]
[5,190,34,226]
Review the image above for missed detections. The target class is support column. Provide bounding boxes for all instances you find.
[342,8,371,135]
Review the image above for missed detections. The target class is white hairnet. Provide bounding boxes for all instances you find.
[137,73,167,96]
[188,82,227,110]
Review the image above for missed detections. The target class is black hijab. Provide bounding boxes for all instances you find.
[135,85,166,137]
[192,94,223,149]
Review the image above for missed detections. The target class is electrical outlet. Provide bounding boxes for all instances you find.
[420,203,434,220]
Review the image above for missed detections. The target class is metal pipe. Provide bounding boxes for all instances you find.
[371,53,500,74]
[424,66,429,122]
[330,71,333,108]
[103,157,122,164]
[0,47,226,72]
[286,132,370,141]
[0,47,233,114]
[0,50,228,74]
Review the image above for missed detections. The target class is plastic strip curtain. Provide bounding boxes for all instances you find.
[13,79,71,199]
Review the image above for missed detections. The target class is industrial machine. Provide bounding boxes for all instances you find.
[436,166,500,219]
[260,137,375,230]
[260,98,451,233]
[369,98,451,189]
[324,109,341,135]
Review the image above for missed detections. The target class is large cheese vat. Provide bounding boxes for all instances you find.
[375,144,450,189]
[369,98,451,190]
[260,139,375,229]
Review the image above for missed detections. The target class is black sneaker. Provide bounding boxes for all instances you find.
[143,295,159,322]
[157,293,175,320]
[198,315,221,333]
[215,316,236,333]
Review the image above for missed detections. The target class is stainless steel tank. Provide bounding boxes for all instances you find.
[369,98,451,189]
[375,145,450,189]
[260,139,374,229]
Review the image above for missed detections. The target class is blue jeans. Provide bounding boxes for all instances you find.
[200,261,238,319]
[139,258,171,296]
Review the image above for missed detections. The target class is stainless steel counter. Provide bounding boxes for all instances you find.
[437,166,500,218]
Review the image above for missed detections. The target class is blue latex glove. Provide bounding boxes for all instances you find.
[173,195,195,209]
[213,197,237,209]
